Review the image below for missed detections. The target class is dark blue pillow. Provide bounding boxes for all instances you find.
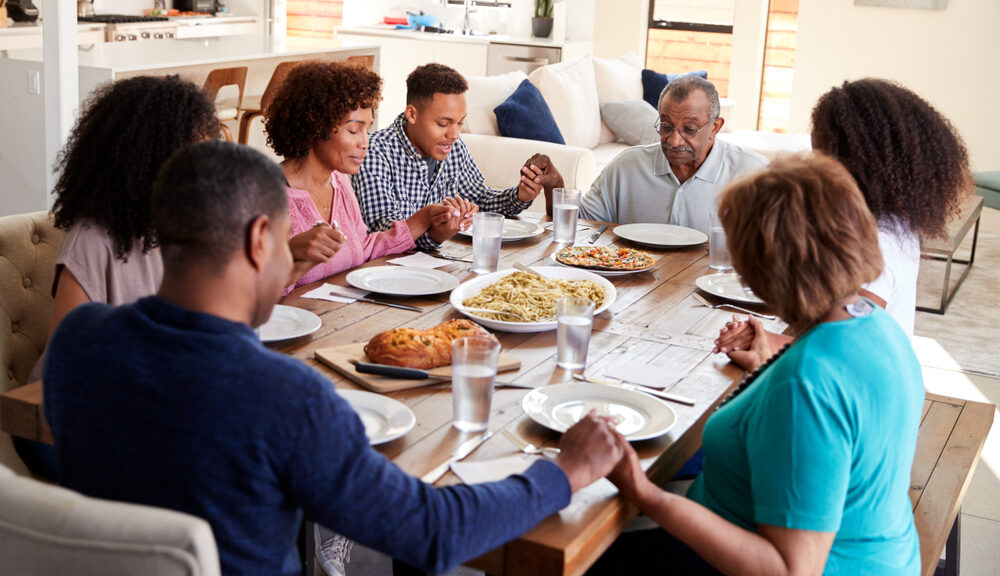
[641,68,710,110]
[493,79,565,145]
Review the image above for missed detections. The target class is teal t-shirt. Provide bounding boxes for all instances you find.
[687,308,922,575]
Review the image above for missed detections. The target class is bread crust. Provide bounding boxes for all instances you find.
[364,319,493,369]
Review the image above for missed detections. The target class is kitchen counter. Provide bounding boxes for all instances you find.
[337,25,587,49]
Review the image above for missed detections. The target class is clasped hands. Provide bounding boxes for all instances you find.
[517,153,564,203]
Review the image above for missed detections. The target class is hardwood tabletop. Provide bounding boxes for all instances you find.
[2,216,781,576]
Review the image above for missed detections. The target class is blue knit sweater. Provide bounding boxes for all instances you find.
[45,297,570,576]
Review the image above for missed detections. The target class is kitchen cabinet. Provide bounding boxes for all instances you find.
[337,26,592,128]
[0,24,105,51]
[173,16,259,39]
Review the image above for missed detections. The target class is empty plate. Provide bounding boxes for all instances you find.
[338,389,416,445]
[694,273,764,305]
[458,219,544,242]
[346,266,460,296]
[613,223,708,248]
[521,382,677,441]
[257,305,322,343]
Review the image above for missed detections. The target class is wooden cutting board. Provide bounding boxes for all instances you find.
[315,341,521,393]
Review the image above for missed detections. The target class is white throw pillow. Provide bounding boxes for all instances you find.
[593,53,644,144]
[463,71,529,136]
[529,57,600,149]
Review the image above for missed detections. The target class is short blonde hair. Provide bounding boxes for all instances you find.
[718,154,883,332]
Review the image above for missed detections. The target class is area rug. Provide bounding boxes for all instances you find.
[914,205,1000,378]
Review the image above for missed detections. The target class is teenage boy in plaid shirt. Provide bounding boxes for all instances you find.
[353,63,565,250]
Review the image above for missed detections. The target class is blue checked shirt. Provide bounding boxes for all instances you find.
[353,113,532,250]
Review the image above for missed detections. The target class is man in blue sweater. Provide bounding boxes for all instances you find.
[44,141,624,576]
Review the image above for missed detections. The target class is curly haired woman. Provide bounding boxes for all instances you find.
[591,155,923,575]
[716,79,970,371]
[264,60,461,290]
[17,75,219,477]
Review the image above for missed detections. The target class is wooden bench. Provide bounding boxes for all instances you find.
[918,195,984,314]
[911,392,994,576]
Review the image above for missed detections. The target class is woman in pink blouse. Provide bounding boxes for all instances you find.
[264,60,473,289]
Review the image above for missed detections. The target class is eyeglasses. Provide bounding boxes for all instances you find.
[653,118,713,140]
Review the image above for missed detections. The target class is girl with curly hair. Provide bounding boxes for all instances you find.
[715,79,970,371]
[264,60,460,289]
[18,75,219,477]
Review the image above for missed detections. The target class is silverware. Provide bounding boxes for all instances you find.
[502,429,560,458]
[513,261,545,278]
[421,431,492,483]
[587,225,608,244]
[455,306,525,320]
[434,253,474,264]
[573,374,696,406]
[341,294,423,313]
[692,292,775,320]
[351,360,534,389]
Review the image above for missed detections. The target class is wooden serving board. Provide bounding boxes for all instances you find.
[315,342,521,393]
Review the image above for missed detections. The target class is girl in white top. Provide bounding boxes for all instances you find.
[715,78,970,371]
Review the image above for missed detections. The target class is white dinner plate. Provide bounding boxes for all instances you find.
[346,266,460,296]
[695,273,765,305]
[613,223,708,248]
[521,383,677,441]
[338,389,416,445]
[548,248,656,277]
[457,219,544,242]
[449,266,617,333]
[257,305,322,343]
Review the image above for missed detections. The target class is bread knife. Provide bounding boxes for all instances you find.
[352,360,534,388]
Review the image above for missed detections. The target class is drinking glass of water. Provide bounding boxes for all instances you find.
[709,210,732,271]
[556,297,595,370]
[451,336,501,432]
[471,212,504,274]
[552,188,581,244]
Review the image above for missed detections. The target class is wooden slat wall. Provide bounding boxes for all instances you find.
[645,28,732,97]
[287,0,344,39]
[758,0,798,133]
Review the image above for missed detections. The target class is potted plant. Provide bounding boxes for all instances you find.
[532,0,554,39]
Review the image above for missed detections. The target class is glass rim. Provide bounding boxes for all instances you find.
[451,334,501,351]
[557,296,596,313]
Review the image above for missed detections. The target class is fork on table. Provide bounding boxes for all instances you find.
[502,429,560,458]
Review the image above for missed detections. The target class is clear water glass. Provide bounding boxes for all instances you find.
[552,188,581,244]
[556,297,595,370]
[451,336,501,432]
[709,210,732,271]
[471,212,504,274]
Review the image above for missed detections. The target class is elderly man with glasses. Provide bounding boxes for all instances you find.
[578,76,767,234]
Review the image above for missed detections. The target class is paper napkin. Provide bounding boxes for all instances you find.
[450,456,534,485]
[386,252,453,269]
[303,283,370,304]
[605,365,682,389]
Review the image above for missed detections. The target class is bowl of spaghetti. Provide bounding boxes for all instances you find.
[449,267,616,332]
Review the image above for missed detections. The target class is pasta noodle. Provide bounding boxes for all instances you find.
[462,271,605,322]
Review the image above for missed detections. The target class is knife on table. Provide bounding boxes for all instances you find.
[352,361,535,389]
[587,225,609,244]
[573,374,696,406]
[421,431,492,484]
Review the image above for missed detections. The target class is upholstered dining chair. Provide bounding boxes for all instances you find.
[0,211,60,475]
[201,66,248,142]
[0,461,221,575]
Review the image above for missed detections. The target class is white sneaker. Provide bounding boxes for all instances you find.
[315,524,354,576]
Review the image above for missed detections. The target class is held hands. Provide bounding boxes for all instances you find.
[428,196,478,243]
[556,411,626,493]
[517,153,564,203]
[407,203,457,242]
[289,222,346,264]
[607,433,654,505]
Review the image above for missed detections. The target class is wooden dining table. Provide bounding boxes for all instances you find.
[2,215,782,576]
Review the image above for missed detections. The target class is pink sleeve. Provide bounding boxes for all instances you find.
[335,173,415,261]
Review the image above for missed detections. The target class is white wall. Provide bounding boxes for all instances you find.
[791,0,1000,170]
[592,0,647,58]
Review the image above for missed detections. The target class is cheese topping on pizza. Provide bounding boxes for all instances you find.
[555,246,655,271]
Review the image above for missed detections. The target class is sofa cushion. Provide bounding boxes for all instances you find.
[592,53,644,144]
[600,100,659,146]
[528,56,601,149]
[641,68,709,110]
[463,70,528,136]
[494,79,565,145]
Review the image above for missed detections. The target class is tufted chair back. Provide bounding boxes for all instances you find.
[0,211,60,473]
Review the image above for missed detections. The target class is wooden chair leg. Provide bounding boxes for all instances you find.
[220,123,233,143]
[238,111,260,145]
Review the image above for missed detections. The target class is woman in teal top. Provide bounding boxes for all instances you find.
[590,155,923,575]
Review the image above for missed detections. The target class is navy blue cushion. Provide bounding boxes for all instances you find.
[641,68,710,110]
[493,79,565,145]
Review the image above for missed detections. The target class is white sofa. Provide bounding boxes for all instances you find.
[460,55,808,211]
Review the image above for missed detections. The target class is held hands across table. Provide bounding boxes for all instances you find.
[713,315,775,372]
[289,221,346,264]
[428,196,478,243]
[517,153,564,203]
[556,411,626,493]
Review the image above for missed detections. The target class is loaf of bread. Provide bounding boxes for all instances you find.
[364,319,493,369]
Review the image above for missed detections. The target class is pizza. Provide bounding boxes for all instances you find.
[555,246,655,271]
